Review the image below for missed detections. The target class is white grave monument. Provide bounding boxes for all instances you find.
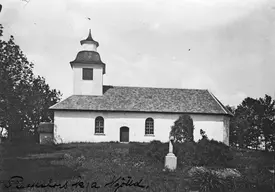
[164,135,177,171]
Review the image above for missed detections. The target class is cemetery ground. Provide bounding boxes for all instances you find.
[0,141,274,192]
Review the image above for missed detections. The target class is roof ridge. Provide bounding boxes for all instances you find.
[103,85,208,91]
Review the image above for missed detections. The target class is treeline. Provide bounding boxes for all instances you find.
[0,24,62,141]
[227,95,275,151]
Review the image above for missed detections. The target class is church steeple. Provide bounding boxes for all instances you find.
[80,29,99,51]
[70,28,106,96]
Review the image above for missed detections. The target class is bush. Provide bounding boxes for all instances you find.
[188,169,228,192]
[149,140,162,145]
[174,138,233,167]
[188,168,267,192]
[170,114,194,142]
[196,138,233,167]
[146,140,168,162]
[174,141,199,167]
[131,138,233,168]
[128,141,169,164]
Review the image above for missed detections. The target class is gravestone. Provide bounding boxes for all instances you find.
[164,136,177,171]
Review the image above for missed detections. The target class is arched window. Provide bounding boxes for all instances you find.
[145,118,154,135]
[95,116,104,134]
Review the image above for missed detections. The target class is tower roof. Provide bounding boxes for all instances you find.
[80,29,99,47]
[70,51,106,74]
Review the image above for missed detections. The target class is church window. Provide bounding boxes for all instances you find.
[83,68,93,80]
[95,116,104,134]
[145,118,154,135]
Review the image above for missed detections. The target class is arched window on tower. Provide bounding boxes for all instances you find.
[145,118,154,135]
[95,116,104,134]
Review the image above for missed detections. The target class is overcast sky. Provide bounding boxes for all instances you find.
[1,0,275,107]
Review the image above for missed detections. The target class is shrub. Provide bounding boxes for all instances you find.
[188,169,228,192]
[195,138,233,167]
[146,140,168,162]
[174,141,199,167]
[170,114,195,142]
[132,138,233,168]
[188,169,262,192]
[149,140,162,145]
[174,138,233,167]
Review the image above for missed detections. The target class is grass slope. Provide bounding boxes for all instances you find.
[0,142,273,192]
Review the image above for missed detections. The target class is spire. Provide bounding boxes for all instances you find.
[80,29,99,47]
[86,29,93,41]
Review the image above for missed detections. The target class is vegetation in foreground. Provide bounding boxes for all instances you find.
[0,140,273,192]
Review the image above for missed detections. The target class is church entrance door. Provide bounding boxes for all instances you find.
[120,126,129,142]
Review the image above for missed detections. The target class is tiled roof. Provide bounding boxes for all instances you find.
[50,86,232,116]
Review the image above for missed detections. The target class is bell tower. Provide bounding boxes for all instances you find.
[70,29,106,96]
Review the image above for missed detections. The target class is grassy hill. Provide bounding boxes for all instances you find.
[0,142,273,192]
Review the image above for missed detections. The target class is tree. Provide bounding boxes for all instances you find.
[226,105,238,147]
[22,75,61,136]
[233,97,262,149]
[225,105,245,148]
[227,95,275,151]
[170,114,194,143]
[0,24,61,141]
[270,122,275,151]
[257,95,275,151]
[225,105,235,115]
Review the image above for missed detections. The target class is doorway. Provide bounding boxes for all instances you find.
[120,126,129,142]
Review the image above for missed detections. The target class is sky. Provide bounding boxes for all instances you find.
[1,0,275,107]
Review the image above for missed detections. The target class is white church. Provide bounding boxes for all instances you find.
[50,29,232,145]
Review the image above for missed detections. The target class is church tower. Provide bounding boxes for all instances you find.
[70,29,106,96]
